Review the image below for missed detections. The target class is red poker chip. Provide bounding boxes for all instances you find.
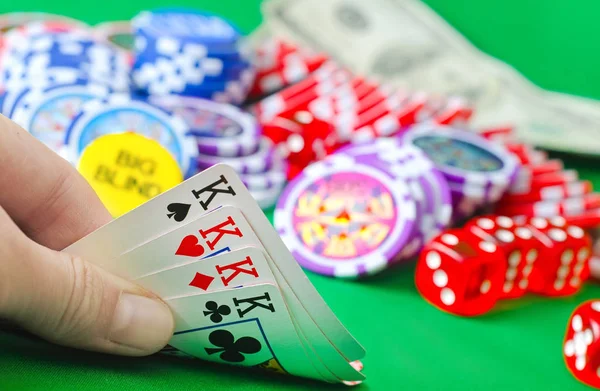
[418,96,474,126]
[509,169,578,194]
[499,180,593,205]
[309,81,394,123]
[249,52,328,98]
[494,193,600,218]
[479,126,514,143]
[254,63,347,122]
[524,159,564,176]
[504,143,548,165]
[308,78,380,121]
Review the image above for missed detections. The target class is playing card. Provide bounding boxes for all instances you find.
[131,237,365,381]
[98,206,262,279]
[64,164,365,362]
[135,246,276,298]
[166,283,331,382]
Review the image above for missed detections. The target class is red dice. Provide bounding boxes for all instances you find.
[563,300,600,388]
[415,229,507,316]
[524,217,592,297]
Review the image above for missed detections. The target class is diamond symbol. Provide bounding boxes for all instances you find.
[189,272,215,291]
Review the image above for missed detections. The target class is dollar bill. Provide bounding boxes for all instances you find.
[259,0,600,155]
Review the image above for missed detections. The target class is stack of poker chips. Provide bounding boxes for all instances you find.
[0,21,131,94]
[0,19,132,156]
[131,8,256,105]
[248,39,474,180]
[400,124,521,224]
[273,123,529,279]
[273,137,453,279]
[149,95,288,209]
[247,37,328,101]
[479,126,600,230]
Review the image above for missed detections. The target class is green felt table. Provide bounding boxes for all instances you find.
[2,0,600,390]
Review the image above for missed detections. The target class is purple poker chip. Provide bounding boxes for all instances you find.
[196,137,278,174]
[427,168,452,234]
[448,182,484,223]
[240,160,288,191]
[401,123,520,189]
[334,138,452,261]
[148,94,261,157]
[274,153,416,278]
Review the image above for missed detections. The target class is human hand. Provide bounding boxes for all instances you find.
[0,115,174,356]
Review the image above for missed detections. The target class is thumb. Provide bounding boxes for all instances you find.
[0,207,174,356]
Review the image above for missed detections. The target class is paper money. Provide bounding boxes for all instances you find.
[260,0,600,155]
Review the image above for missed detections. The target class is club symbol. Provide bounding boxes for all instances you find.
[167,203,191,222]
[204,329,262,363]
[203,301,231,323]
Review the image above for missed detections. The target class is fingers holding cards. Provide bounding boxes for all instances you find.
[64,165,366,384]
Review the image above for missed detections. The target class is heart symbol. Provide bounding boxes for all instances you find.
[176,235,206,257]
[167,203,191,222]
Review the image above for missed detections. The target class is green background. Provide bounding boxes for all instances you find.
[1,0,600,390]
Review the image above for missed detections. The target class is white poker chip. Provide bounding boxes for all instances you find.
[64,93,197,178]
[10,82,112,153]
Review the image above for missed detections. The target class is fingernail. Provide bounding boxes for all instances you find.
[109,293,174,352]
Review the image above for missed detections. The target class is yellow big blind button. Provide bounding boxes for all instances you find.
[78,132,184,217]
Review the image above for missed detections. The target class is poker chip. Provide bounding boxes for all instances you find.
[251,186,285,210]
[334,138,452,261]
[274,153,417,278]
[240,166,288,191]
[0,30,131,91]
[248,46,328,99]
[64,93,197,178]
[401,123,520,222]
[498,180,593,205]
[0,70,83,116]
[131,8,255,104]
[148,94,261,157]
[403,124,520,189]
[495,194,600,218]
[508,170,579,194]
[196,137,281,174]
[93,21,135,51]
[9,82,112,154]
[0,13,88,32]
[78,132,183,217]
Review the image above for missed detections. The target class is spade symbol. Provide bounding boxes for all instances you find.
[167,203,191,222]
[204,329,262,363]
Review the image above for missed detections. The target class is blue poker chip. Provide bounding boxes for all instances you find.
[9,81,112,154]
[0,69,84,116]
[64,93,198,178]
[1,33,131,91]
[130,8,254,100]
[132,8,242,46]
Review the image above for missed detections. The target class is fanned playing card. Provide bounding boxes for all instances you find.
[63,164,366,384]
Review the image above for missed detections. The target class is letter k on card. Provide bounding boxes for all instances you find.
[135,247,277,299]
[112,206,262,279]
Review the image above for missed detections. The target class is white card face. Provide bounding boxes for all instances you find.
[135,246,277,298]
[136,245,364,382]
[64,164,365,362]
[166,283,328,382]
[102,206,261,279]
